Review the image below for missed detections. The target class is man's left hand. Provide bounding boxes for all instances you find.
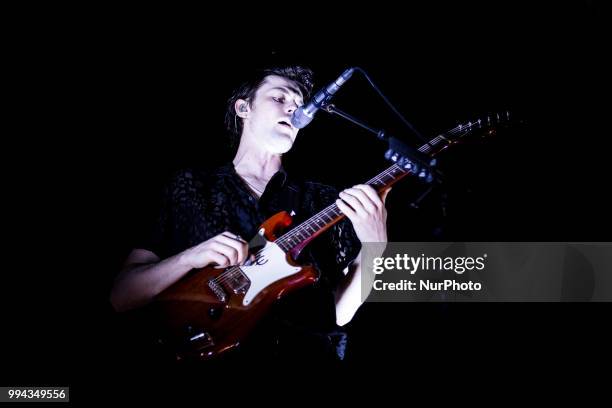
[336,184,391,243]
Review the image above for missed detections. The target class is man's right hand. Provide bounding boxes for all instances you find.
[180,231,250,269]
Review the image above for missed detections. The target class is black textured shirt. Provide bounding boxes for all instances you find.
[137,163,361,359]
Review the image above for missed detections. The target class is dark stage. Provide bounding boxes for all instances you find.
[2,1,609,402]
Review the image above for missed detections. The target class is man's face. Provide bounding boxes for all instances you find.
[243,75,304,154]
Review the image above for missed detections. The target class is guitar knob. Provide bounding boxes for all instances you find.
[384,149,395,160]
[208,307,223,320]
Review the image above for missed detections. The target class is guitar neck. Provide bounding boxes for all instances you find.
[274,162,408,253]
[274,114,501,253]
[274,138,441,253]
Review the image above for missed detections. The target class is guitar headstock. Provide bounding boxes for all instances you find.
[424,110,514,157]
[449,111,513,141]
[384,110,516,183]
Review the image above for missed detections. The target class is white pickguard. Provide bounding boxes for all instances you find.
[241,241,301,306]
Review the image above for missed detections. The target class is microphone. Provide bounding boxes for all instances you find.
[291,67,355,129]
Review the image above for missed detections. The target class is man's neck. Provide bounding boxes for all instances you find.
[232,145,282,183]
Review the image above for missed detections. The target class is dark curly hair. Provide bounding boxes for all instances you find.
[224,65,314,148]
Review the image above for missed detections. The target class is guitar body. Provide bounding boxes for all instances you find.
[148,211,318,360]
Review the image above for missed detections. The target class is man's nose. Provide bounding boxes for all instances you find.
[286,102,298,114]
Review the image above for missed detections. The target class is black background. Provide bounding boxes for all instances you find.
[2,1,610,402]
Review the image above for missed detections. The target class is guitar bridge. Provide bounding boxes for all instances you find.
[207,269,250,300]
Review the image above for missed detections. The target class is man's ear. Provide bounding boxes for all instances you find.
[235,99,249,118]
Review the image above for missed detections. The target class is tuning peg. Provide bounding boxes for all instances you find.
[400,158,414,170]
[417,169,434,183]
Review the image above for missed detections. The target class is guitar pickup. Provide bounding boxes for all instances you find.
[227,273,250,294]
[207,279,227,302]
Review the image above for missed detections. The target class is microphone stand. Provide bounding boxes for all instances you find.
[321,103,455,241]
[321,103,440,184]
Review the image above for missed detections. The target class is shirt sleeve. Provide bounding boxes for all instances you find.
[132,175,175,259]
[134,169,203,259]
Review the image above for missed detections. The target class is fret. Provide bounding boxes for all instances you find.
[320,213,332,223]
[328,207,341,217]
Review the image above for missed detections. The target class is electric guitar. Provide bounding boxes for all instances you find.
[147,112,511,360]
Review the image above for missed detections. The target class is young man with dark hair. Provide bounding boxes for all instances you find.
[110,65,390,362]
